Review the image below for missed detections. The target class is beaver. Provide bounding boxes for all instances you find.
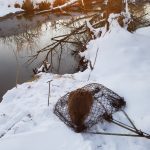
[68,89,93,132]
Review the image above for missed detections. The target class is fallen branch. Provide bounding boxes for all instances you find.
[35,0,78,15]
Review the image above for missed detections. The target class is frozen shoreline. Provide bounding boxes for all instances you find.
[0,0,54,17]
[0,21,150,149]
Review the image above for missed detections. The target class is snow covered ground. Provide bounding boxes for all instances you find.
[0,17,150,150]
[0,0,54,17]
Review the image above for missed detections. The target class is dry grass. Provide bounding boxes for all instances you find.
[14,3,21,8]
[38,1,51,11]
[107,0,124,14]
[27,75,40,82]
[53,0,69,7]
[21,0,34,13]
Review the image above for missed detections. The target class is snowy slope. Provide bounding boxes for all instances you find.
[0,0,22,17]
[0,0,54,17]
[0,24,150,150]
[0,122,91,150]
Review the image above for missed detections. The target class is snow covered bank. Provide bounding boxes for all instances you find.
[0,73,92,150]
[0,24,150,149]
[0,0,22,17]
[0,0,53,17]
[0,120,91,150]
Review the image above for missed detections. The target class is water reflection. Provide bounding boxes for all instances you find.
[0,14,82,102]
[0,2,150,102]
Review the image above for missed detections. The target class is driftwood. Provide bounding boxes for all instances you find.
[35,0,78,15]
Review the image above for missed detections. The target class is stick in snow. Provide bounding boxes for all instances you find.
[47,80,53,106]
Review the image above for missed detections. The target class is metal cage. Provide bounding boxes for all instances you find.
[54,83,126,132]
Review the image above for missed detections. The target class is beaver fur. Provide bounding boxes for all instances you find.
[68,89,93,132]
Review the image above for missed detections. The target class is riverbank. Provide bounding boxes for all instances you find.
[0,12,83,102]
[0,0,55,17]
[0,19,150,150]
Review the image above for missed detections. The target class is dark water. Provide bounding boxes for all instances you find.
[0,13,81,102]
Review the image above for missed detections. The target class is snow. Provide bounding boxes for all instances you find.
[0,12,150,150]
[0,0,22,17]
[0,0,54,17]
[0,123,91,150]
[0,0,77,17]
[36,0,78,14]
[135,26,150,37]
[0,74,92,150]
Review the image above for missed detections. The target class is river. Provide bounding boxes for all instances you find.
[0,1,150,102]
[0,13,82,102]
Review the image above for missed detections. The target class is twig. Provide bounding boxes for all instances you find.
[35,0,78,15]
[47,80,53,106]
[93,48,99,68]
[12,49,20,88]
[57,43,63,73]
[27,23,86,64]
[87,48,99,81]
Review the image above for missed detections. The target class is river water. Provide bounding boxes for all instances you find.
[0,2,150,102]
[0,13,82,102]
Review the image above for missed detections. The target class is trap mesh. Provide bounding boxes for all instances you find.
[54,83,126,132]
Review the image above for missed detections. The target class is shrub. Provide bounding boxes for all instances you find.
[107,0,124,14]
[38,1,51,10]
[53,0,69,7]
[21,0,34,13]
[14,3,21,8]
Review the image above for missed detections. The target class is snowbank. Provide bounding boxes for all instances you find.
[0,0,22,17]
[0,121,91,150]
[0,23,150,149]
[0,0,54,17]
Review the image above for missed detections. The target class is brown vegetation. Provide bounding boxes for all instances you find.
[68,89,93,132]
[28,0,149,65]
[38,1,51,10]
[21,0,34,13]
[14,3,21,8]
[107,0,124,14]
[79,0,101,9]
[53,0,69,7]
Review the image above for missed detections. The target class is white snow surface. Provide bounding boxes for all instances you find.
[0,23,150,149]
[0,0,54,17]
